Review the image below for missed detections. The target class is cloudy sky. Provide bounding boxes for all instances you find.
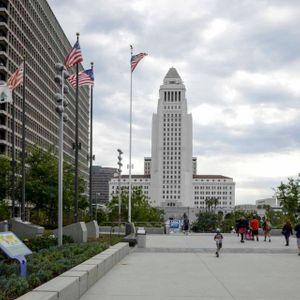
[49,0,300,204]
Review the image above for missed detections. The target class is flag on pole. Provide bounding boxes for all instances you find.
[7,63,24,91]
[64,40,83,69]
[68,69,94,87]
[131,52,147,72]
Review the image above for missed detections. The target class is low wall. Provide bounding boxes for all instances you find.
[99,226,164,234]
[10,218,44,239]
[16,242,130,300]
[54,222,87,243]
[85,221,99,239]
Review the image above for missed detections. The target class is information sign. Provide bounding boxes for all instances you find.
[0,232,32,277]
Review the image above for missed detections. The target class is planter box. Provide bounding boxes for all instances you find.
[16,242,130,300]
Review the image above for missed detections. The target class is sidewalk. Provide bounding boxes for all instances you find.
[79,234,300,300]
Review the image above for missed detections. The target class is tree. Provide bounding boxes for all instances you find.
[107,187,164,224]
[0,155,10,202]
[192,211,219,232]
[26,146,88,226]
[0,155,12,220]
[205,197,219,212]
[274,175,300,223]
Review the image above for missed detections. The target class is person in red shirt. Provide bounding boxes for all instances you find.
[250,216,260,241]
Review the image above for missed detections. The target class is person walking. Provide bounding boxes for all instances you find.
[250,216,260,241]
[294,222,300,256]
[182,213,189,235]
[262,218,272,242]
[214,228,223,257]
[282,221,293,246]
[238,216,248,243]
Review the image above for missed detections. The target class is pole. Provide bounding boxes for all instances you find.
[58,68,64,247]
[118,169,121,224]
[21,54,26,221]
[11,90,16,218]
[128,45,133,223]
[89,62,94,219]
[74,33,80,223]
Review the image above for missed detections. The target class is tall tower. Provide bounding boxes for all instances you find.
[151,68,193,207]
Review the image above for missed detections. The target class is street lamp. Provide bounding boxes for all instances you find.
[54,63,69,246]
[117,149,123,225]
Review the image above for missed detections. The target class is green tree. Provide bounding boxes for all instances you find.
[0,155,11,221]
[275,175,300,223]
[192,211,219,232]
[26,146,88,226]
[107,187,164,224]
[0,155,10,202]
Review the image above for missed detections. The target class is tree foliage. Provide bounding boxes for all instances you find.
[26,146,88,226]
[274,175,300,223]
[192,211,220,232]
[107,187,164,224]
[0,155,10,202]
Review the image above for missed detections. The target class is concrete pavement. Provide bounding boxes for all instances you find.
[79,234,300,300]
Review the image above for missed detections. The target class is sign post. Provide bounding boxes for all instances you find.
[0,232,32,277]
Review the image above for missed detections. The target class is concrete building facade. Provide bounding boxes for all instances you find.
[0,0,89,177]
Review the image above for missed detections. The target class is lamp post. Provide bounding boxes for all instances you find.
[117,149,123,225]
[54,63,69,246]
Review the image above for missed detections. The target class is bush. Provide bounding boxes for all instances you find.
[23,235,74,252]
[192,211,219,232]
[0,240,109,299]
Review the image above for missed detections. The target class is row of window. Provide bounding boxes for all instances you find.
[163,91,181,102]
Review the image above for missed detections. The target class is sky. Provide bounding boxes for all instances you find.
[49,0,300,204]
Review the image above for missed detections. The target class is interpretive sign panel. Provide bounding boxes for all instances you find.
[0,231,32,258]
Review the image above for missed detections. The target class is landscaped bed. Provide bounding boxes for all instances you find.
[0,234,123,300]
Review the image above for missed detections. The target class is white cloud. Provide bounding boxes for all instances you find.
[49,0,300,204]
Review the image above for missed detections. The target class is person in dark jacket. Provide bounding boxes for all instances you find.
[182,213,189,235]
[238,216,248,243]
[294,223,300,256]
[282,221,293,246]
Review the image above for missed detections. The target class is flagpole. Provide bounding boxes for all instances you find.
[21,53,26,221]
[128,45,133,224]
[74,32,80,223]
[89,62,94,219]
[11,89,16,218]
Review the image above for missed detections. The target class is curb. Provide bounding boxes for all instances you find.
[16,242,130,300]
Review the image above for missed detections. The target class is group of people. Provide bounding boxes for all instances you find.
[235,216,272,243]
[212,216,300,258]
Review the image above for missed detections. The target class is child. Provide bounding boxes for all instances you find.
[214,228,223,257]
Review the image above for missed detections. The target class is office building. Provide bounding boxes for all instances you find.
[91,166,117,205]
[0,0,89,177]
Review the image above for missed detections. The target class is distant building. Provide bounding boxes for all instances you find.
[256,197,278,208]
[109,68,235,213]
[92,166,117,205]
[234,204,257,213]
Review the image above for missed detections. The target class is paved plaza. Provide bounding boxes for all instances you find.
[80,234,300,300]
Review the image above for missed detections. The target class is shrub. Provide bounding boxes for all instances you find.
[0,240,109,299]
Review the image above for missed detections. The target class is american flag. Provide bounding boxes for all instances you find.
[68,69,94,87]
[7,63,24,91]
[64,40,83,69]
[131,52,147,72]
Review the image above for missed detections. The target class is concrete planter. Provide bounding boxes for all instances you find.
[16,242,130,300]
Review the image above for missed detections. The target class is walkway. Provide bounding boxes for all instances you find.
[80,234,300,300]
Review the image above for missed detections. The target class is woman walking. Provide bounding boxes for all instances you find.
[282,221,293,246]
[263,218,272,242]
